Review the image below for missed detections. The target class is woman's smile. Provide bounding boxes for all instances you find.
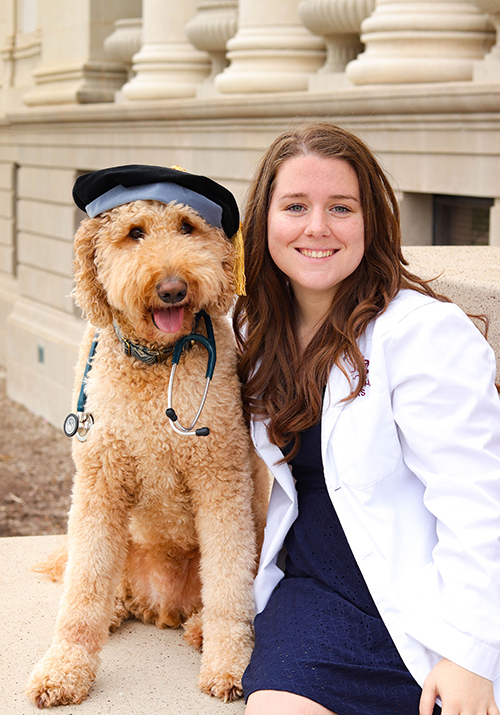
[297,247,339,259]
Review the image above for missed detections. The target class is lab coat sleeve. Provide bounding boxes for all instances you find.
[385,300,500,681]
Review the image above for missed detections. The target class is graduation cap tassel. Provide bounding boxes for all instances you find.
[232,223,246,297]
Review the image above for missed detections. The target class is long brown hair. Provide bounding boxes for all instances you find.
[233,123,448,460]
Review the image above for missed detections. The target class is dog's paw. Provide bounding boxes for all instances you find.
[183,611,203,651]
[198,620,253,702]
[198,667,244,702]
[26,642,99,709]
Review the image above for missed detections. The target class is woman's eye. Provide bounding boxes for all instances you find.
[286,204,304,213]
[181,222,193,234]
[129,227,144,240]
[332,205,350,215]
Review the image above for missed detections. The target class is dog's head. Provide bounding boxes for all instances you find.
[73,200,236,346]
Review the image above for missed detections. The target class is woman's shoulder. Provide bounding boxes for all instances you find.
[372,288,467,338]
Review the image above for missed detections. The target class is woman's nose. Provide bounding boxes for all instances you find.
[304,208,330,237]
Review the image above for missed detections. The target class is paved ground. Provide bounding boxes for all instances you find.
[1,534,246,715]
[0,369,73,537]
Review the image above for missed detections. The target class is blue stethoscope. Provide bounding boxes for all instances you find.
[63,310,217,441]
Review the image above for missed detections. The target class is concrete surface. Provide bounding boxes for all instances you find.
[0,534,246,715]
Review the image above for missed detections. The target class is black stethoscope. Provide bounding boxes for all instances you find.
[63,310,216,441]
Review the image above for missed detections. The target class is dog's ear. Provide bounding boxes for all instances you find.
[213,241,237,316]
[73,217,113,327]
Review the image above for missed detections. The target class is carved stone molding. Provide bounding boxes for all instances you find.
[346,0,495,85]
[473,0,500,80]
[23,60,128,105]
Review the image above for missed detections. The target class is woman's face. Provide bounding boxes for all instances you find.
[267,154,365,313]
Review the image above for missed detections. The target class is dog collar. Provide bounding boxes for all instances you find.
[113,321,175,365]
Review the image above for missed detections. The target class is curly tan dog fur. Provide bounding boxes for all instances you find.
[26,200,269,708]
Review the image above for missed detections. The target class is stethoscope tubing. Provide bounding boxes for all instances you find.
[165,310,216,437]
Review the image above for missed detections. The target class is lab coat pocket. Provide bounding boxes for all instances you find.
[333,397,401,489]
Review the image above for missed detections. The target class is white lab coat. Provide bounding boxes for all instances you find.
[251,289,500,698]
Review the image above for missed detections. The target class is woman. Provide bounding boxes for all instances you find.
[233,123,500,715]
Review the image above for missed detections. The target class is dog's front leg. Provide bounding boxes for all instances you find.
[26,450,133,709]
[191,467,257,702]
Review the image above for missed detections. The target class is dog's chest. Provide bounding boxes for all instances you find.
[87,350,204,420]
[83,351,210,467]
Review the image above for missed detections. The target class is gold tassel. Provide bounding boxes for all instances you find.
[170,165,188,172]
[232,223,246,296]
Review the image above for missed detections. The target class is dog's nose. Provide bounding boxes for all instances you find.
[156,279,188,304]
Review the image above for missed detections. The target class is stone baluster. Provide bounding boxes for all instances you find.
[185,1,239,97]
[472,0,500,80]
[104,18,143,83]
[345,0,494,85]
[121,0,211,101]
[214,0,325,93]
[298,0,376,90]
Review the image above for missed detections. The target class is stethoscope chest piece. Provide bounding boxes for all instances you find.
[63,332,99,442]
[63,412,94,442]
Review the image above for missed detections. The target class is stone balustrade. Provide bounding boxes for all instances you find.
[3,0,498,104]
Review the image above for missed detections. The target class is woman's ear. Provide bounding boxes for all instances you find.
[72,217,113,328]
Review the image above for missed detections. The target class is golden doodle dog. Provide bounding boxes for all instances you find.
[26,165,269,708]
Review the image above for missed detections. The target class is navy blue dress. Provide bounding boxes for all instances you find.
[243,420,441,714]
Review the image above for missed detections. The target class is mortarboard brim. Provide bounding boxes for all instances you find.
[73,164,240,240]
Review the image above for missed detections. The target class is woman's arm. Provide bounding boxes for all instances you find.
[382,298,500,689]
[420,658,499,715]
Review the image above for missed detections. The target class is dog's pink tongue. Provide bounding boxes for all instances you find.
[153,307,185,334]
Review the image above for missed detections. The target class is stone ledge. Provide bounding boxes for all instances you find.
[403,246,500,376]
[0,534,245,714]
[5,80,500,125]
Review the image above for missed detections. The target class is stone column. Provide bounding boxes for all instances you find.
[345,0,495,85]
[121,0,211,100]
[214,0,326,93]
[23,0,141,106]
[298,0,376,89]
[472,0,500,80]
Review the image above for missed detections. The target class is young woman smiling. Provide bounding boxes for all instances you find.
[233,123,500,715]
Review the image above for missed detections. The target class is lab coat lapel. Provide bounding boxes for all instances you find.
[321,364,350,476]
[251,419,298,612]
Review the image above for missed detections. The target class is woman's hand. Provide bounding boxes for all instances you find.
[420,657,499,715]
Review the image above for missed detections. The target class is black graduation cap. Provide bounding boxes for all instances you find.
[73,164,240,240]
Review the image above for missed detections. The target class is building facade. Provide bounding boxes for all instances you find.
[1,0,500,425]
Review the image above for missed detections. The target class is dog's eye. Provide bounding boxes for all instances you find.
[129,227,145,240]
[180,223,193,235]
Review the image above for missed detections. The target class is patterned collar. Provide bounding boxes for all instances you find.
[113,321,175,366]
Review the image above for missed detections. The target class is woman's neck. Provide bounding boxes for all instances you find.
[291,283,335,349]
[296,299,330,350]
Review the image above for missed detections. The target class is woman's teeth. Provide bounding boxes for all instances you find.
[299,248,336,258]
